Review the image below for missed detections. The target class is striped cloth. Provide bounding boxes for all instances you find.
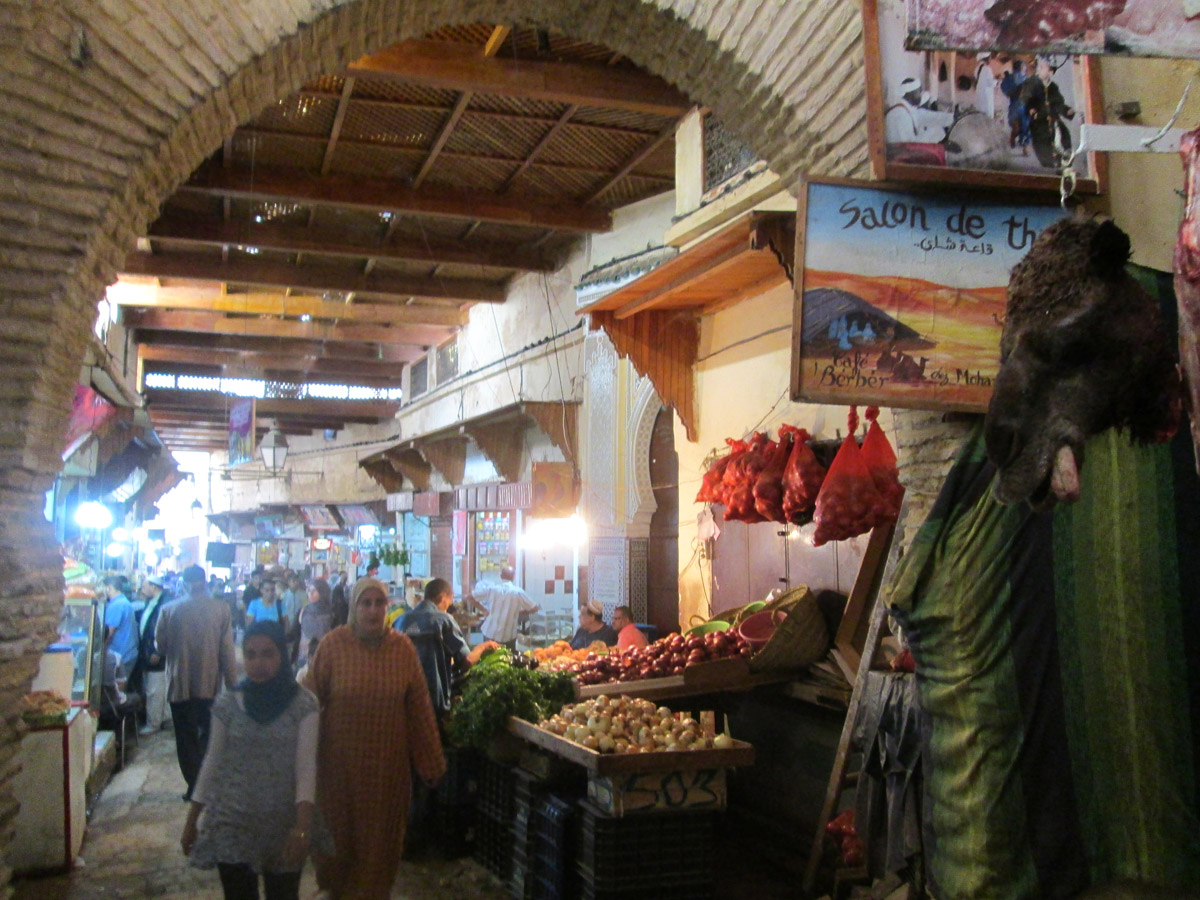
[304,626,445,899]
[473,580,536,644]
[886,407,1200,898]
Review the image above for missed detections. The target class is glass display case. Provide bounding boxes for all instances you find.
[60,599,103,708]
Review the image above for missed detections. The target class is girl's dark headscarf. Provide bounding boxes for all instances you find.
[239,620,299,724]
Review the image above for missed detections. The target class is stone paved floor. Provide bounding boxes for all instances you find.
[13,730,509,900]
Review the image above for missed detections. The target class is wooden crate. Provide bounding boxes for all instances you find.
[507,717,754,775]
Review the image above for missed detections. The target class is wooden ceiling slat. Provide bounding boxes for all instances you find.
[347,40,691,117]
[147,213,557,272]
[114,284,468,327]
[584,120,678,204]
[120,250,505,305]
[181,166,612,233]
[500,104,578,192]
[320,77,357,176]
[126,309,452,348]
[412,93,471,190]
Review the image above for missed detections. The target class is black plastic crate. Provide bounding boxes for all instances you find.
[438,746,481,807]
[474,810,513,882]
[576,801,716,883]
[433,801,475,857]
[533,868,576,900]
[478,757,516,822]
[534,793,574,848]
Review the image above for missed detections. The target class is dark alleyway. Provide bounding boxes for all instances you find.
[13,730,509,900]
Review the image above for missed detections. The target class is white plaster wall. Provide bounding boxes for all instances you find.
[212,420,396,511]
[586,191,678,267]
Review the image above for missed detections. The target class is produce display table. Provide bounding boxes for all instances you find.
[575,656,794,703]
[508,716,755,774]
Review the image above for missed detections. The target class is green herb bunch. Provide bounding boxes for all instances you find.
[447,648,576,750]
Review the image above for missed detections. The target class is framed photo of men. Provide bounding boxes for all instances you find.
[862,0,1106,193]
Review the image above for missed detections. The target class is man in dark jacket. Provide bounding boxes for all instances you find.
[396,578,497,720]
[135,574,173,735]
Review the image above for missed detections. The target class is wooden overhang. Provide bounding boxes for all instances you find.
[577,211,795,442]
[359,400,579,491]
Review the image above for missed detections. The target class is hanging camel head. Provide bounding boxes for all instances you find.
[985,217,1179,510]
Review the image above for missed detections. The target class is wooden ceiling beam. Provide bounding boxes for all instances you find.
[140,347,405,382]
[147,214,558,272]
[296,91,667,139]
[348,39,691,116]
[231,128,674,183]
[144,390,398,422]
[320,77,356,177]
[120,251,504,305]
[181,166,612,233]
[135,330,414,362]
[126,308,452,348]
[112,282,467,328]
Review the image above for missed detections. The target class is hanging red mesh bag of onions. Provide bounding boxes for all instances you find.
[753,429,793,523]
[812,408,884,546]
[778,424,826,522]
[859,407,904,522]
[695,438,744,504]
[723,432,769,523]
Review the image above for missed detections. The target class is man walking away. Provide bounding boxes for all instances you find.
[466,566,538,651]
[136,574,173,735]
[156,565,237,801]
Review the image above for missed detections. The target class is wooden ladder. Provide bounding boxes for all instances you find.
[802,524,896,896]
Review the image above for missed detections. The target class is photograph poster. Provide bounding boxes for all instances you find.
[791,180,1063,411]
[865,0,1103,191]
[906,0,1200,60]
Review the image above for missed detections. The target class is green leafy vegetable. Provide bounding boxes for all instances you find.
[447,655,575,750]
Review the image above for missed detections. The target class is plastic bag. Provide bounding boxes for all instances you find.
[778,425,826,522]
[812,411,884,545]
[859,407,904,522]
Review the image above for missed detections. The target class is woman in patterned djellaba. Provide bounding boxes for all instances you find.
[304,577,445,899]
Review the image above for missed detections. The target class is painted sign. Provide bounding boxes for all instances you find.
[300,505,339,530]
[905,0,1200,59]
[228,398,255,467]
[792,180,1063,411]
[64,385,117,455]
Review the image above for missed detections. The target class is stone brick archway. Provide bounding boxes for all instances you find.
[0,0,867,876]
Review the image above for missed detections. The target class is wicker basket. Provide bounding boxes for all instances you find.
[745,585,829,674]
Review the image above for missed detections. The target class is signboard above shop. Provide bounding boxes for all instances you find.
[791,179,1063,411]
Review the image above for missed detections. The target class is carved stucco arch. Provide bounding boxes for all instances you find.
[626,376,662,538]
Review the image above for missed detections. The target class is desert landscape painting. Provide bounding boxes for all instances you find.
[794,181,1063,410]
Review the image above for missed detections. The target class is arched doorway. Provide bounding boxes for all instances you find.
[645,405,679,637]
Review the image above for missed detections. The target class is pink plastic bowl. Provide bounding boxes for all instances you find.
[738,609,785,650]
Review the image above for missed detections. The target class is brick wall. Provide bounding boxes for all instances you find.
[0,0,870,887]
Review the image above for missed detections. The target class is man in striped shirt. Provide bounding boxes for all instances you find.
[466,566,538,650]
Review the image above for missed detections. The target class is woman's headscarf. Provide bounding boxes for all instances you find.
[238,620,299,725]
[348,576,389,628]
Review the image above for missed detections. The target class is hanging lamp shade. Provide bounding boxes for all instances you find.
[259,424,289,472]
